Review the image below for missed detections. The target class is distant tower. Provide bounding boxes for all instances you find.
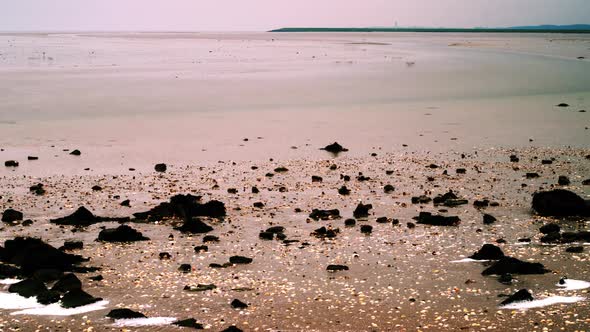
[395,21,398,28]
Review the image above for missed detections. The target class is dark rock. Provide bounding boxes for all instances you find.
[259,232,274,240]
[498,273,513,285]
[8,278,48,298]
[1,237,89,275]
[133,194,226,221]
[266,226,284,234]
[483,214,497,225]
[338,186,351,195]
[469,244,505,260]
[411,195,432,204]
[29,183,45,195]
[510,155,519,162]
[309,209,341,220]
[321,142,348,153]
[154,163,167,172]
[356,175,370,181]
[231,299,248,309]
[566,246,584,253]
[561,231,590,243]
[311,176,323,183]
[532,189,588,217]
[274,167,288,173]
[353,202,373,218]
[159,252,172,259]
[194,245,208,253]
[501,289,534,306]
[312,227,339,239]
[2,209,23,223]
[97,225,149,242]
[541,159,553,165]
[184,284,217,292]
[482,257,549,275]
[221,326,243,332]
[540,223,560,234]
[51,273,82,293]
[407,222,416,229]
[253,202,264,208]
[69,149,81,156]
[37,290,61,305]
[120,199,130,207]
[540,232,561,243]
[229,256,253,264]
[384,185,395,193]
[21,219,33,226]
[27,156,39,160]
[473,200,490,208]
[526,173,540,179]
[251,186,260,194]
[4,160,19,167]
[209,263,232,269]
[51,206,128,226]
[360,225,373,234]
[91,185,102,191]
[433,191,458,205]
[172,318,204,329]
[518,238,531,243]
[33,268,63,282]
[227,188,238,194]
[443,199,468,207]
[89,275,103,281]
[203,235,219,243]
[456,168,466,174]
[61,289,102,308]
[376,217,389,223]
[174,218,213,234]
[582,179,590,185]
[106,308,146,319]
[558,176,570,186]
[413,212,460,226]
[59,241,83,251]
[178,264,192,273]
[344,218,356,226]
[556,103,569,107]
[0,263,22,278]
[327,264,349,272]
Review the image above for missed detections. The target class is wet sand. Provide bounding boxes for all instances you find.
[0,32,589,331]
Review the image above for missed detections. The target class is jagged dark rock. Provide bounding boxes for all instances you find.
[540,232,561,243]
[37,290,61,305]
[353,202,373,218]
[433,191,457,205]
[231,299,248,309]
[97,225,149,242]
[2,209,23,223]
[133,194,226,221]
[106,308,146,319]
[51,206,128,226]
[469,244,505,260]
[411,195,432,204]
[1,237,89,276]
[312,227,339,239]
[52,273,82,293]
[501,289,534,306]
[483,214,497,225]
[413,212,460,226]
[60,289,102,308]
[482,257,549,275]
[8,278,48,298]
[532,189,588,217]
[0,263,22,279]
[311,176,323,183]
[172,318,204,329]
[59,241,83,251]
[321,142,348,153]
[309,209,341,220]
[360,225,373,234]
[338,186,351,195]
[69,149,81,156]
[174,218,213,234]
[558,176,571,186]
[29,183,45,195]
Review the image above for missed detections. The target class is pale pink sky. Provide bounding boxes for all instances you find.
[1,0,589,31]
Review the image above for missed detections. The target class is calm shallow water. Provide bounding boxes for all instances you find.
[0,32,589,176]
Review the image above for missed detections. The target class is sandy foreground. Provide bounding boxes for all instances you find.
[0,32,589,331]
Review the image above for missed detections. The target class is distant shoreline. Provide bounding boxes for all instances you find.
[270,27,590,33]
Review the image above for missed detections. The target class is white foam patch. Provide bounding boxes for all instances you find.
[450,258,489,263]
[12,300,109,316]
[0,279,23,285]
[500,296,584,310]
[111,317,177,327]
[557,279,590,291]
[0,292,44,310]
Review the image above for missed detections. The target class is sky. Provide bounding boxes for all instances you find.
[1,0,589,31]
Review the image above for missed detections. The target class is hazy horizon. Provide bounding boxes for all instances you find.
[0,0,589,32]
